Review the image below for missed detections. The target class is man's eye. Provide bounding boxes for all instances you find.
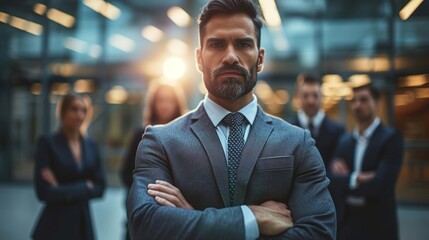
[237,42,251,48]
[210,42,223,48]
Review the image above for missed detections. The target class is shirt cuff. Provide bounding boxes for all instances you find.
[240,205,259,240]
[350,171,359,189]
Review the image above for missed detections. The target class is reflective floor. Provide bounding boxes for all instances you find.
[0,184,428,240]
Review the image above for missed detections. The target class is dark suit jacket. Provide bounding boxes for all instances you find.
[32,132,105,240]
[293,115,345,168]
[121,127,145,189]
[127,104,336,239]
[328,124,403,240]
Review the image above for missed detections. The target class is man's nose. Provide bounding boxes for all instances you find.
[222,45,239,65]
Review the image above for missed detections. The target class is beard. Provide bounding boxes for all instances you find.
[203,61,258,101]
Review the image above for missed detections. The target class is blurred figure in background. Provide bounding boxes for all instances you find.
[329,85,403,240]
[120,82,187,240]
[32,93,105,240]
[292,74,345,168]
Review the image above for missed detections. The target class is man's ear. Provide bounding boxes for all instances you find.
[257,48,265,72]
[196,48,203,73]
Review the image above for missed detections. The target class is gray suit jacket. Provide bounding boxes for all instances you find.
[127,103,336,240]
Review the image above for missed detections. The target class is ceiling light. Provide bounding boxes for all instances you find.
[64,37,87,53]
[399,0,424,20]
[34,3,47,15]
[109,34,135,52]
[0,12,9,23]
[47,8,75,27]
[259,0,282,28]
[142,25,163,42]
[167,6,191,27]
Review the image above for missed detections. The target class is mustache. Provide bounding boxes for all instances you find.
[212,64,250,78]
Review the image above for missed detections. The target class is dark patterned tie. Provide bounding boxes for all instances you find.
[222,112,246,205]
[308,120,316,138]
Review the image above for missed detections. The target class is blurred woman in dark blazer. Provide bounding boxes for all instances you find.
[32,93,105,240]
[121,82,187,240]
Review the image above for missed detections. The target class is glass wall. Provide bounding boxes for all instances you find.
[0,0,428,203]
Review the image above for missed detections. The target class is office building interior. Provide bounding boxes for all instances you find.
[0,0,428,239]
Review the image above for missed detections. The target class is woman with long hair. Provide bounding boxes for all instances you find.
[121,82,187,240]
[32,93,105,240]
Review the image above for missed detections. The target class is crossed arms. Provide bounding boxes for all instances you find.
[127,126,336,239]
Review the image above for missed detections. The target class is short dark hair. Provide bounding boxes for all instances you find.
[353,84,381,101]
[301,74,321,86]
[198,0,264,48]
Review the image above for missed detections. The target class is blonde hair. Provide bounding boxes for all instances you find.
[56,93,93,135]
[142,82,187,127]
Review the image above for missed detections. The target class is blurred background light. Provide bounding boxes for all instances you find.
[142,25,163,42]
[33,3,47,15]
[31,83,41,95]
[167,6,192,27]
[0,12,8,23]
[105,85,128,104]
[88,44,102,58]
[8,16,43,35]
[47,8,75,28]
[348,74,371,88]
[109,34,135,52]
[259,0,282,28]
[74,79,95,93]
[400,0,424,20]
[64,37,88,54]
[51,83,70,95]
[163,57,186,81]
[83,0,121,20]
[167,39,189,56]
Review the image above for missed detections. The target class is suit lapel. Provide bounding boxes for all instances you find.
[362,124,383,170]
[234,108,273,205]
[55,133,79,172]
[190,104,230,207]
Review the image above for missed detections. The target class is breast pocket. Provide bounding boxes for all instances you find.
[255,155,294,172]
[246,156,294,204]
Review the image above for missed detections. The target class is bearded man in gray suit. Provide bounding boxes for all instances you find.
[127,0,336,239]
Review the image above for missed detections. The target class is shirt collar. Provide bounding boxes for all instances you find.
[203,94,257,127]
[297,109,325,128]
[353,117,380,140]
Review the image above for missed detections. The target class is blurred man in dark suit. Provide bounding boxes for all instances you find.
[293,74,345,168]
[329,84,403,240]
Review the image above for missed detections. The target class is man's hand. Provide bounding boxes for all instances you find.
[248,200,293,236]
[41,168,58,187]
[331,158,350,176]
[357,171,376,184]
[147,180,194,209]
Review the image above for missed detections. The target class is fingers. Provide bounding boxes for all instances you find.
[331,159,349,175]
[249,203,294,235]
[154,196,176,207]
[260,201,293,219]
[147,189,180,207]
[357,171,376,184]
[147,180,194,209]
[41,168,58,187]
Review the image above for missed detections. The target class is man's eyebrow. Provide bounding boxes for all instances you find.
[235,37,255,43]
[206,38,225,43]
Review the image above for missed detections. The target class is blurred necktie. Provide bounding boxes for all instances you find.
[308,120,316,138]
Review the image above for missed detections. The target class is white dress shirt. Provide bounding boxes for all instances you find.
[347,117,380,206]
[203,94,259,240]
[297,110,325,137]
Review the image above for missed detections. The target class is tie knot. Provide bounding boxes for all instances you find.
[223,112,246,127]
